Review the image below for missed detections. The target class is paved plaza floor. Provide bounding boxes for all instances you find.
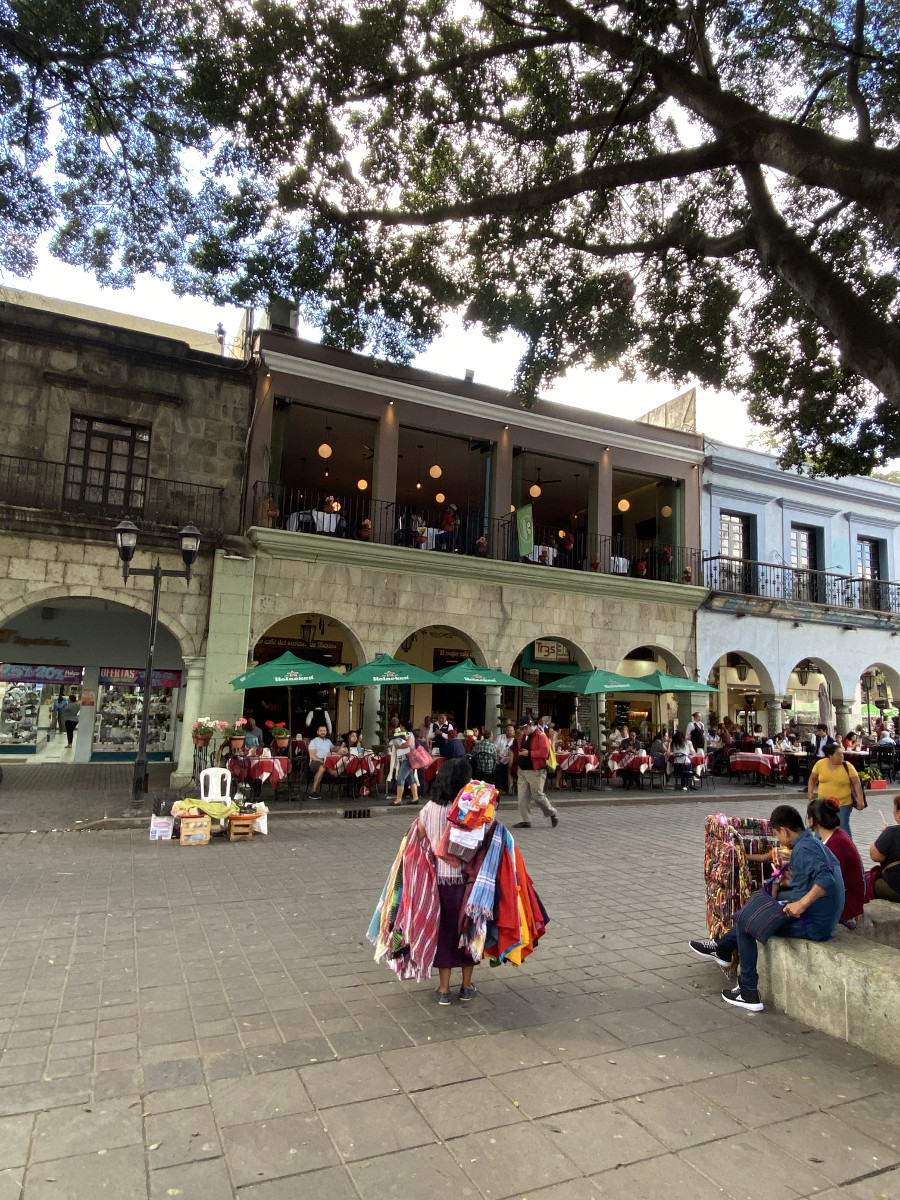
[0,795,898,1199]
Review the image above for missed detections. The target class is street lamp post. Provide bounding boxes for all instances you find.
[115,519,202,810]
[861,671,876,735]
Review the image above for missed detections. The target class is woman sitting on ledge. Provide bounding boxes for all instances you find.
[870,794,900,903]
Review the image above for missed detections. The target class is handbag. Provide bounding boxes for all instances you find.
[407,744,432,770]
[738,887,794,943]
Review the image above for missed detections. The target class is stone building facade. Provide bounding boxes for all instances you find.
[0,290,252,779]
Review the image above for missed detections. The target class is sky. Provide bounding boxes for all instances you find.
[7,252,757,449]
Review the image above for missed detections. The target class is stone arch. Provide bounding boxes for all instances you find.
[504,634,592,677]
[856,660,900,714]
[0,586,196,659]
[780,654,843,704]
[252,610,367,672]
[617,643,690,679]
[394,623,488,668]
[700,647,777,697]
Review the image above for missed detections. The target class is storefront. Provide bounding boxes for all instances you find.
[92,667,182,761]
[513,639,591,729]
[0,664,84,754]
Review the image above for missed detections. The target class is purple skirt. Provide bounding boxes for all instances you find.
[434,882,470,968]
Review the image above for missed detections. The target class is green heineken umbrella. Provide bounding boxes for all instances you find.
[230,652,345,690]
[431,658,527,688]
[431,657,526,729]
[538,669,647,695]
[539,668,645,734]
[230,652,346,734]
[339,653,440,687]
[632,670,717,693]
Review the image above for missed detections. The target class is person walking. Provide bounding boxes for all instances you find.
[51,693,67,734]
[807,739,865,835]
[514,716,559,829]
[61,694,80,747]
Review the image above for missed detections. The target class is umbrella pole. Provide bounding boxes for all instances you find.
[464,688,470,731]
[288,685,293,734]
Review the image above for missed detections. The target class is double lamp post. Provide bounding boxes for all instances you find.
[114,519,202,810]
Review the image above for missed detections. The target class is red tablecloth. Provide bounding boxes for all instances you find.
[666,752,707,772]
[607,752,652,775]
[228,756,290,789]
[729,752,785,778]
[559,752,600,774]
[324,754,379,777]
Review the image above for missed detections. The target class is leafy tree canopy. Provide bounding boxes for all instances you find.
[2,0,900,474]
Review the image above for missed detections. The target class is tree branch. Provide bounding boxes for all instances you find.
[545,225,751,259]
[542,0,900,242]
[740,163,900,403]
[846,0,873,144]
[344,33,573,102]
[338,141,738,225]
[0,24,141,71]
[481,90,664,142]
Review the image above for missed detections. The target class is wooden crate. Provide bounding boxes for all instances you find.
[179,816,211,846]
[226,815,255,842]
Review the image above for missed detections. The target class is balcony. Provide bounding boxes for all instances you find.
[0,454,224,534]
[705,555,900,616]
[251,481,703,583]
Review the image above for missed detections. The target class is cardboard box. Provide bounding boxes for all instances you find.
[180,815,212,846]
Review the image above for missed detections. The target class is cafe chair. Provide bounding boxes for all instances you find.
[200,767,232,803]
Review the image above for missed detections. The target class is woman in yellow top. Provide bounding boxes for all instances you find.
[807,739,865,836]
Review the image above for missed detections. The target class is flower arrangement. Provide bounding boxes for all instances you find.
[636,560,648,576]
[192,717,220,740]
[219,717,248,739]
[266,721,291,738]
[683,565,693,582]
[662,546,673,563]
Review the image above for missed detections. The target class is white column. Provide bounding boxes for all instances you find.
[362,685,380,748]
[73,666,99,764]
[761,696,784,737]
[484,685,502,737]
[171,656,206,786]
[834,701,852,739]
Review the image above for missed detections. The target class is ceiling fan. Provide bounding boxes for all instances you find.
[524,465,560,499]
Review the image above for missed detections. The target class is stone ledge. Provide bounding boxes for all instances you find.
[759,924,900,1068]
[859,898,900,948]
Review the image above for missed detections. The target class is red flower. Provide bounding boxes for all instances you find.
[265,720,274,728]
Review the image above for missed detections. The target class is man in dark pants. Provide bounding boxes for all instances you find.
[688,804,844,1011]
[61,694,80,747]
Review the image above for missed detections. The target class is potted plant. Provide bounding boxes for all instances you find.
[192,718,218,747]
[636,560,648,577]
[682,565,693,583]
[266,721,291,750]
[220,717,248,750]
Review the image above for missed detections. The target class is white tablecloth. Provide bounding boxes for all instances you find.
[528,545,558,565]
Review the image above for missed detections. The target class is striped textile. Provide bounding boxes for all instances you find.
[459,822,504,963]
[394,834,440,981]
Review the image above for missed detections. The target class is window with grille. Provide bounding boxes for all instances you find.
[718,513,752,592]
[63,416,150,513]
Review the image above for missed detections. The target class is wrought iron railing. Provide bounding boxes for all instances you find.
[705,555,900,614]
[254,481,703,581]
[0,454,224,532]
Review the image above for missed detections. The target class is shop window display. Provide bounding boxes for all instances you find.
[92,671,180,759]
[0,682,42,748]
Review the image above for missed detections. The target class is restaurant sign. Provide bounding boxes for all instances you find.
[99,668,183,688]
[533,639,572,664]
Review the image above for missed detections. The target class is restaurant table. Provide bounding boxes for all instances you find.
[666,752,707,774]
[607,752,652,775]
[610,556,630,575]
[844,750,870,769]
[559,752,600,774]
[228,755,291,791]
[527,544,558,565]
[728,751,786,780]
[324,753,380,777]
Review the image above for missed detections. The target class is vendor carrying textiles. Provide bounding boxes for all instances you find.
[368,759,549,1006]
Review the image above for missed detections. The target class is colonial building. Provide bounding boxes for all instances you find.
[699,442,900,733]
[194,329,711,752]
[0,288,253,778]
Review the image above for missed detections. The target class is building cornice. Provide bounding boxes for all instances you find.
[705,453,900,509]
[845,511,900,531]
[247,527,710,607]
[262,350,706,466]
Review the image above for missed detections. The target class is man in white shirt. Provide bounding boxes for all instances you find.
[877,728,895,746]
[686,713,706,750]
[307,724,333,799]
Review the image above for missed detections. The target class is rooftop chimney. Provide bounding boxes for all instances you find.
[464,369,475,383]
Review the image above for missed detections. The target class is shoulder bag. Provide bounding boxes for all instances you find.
[737,888,794,943]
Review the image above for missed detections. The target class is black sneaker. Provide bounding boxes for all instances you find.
[513,821,532,828]
[721,984,764,1012]
[307,792,322,800]
[688,939,732,968]
[550,814,559,828]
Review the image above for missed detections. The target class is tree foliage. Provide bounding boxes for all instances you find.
[2,0,900,473]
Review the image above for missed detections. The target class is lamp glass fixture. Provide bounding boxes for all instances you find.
[317,441,332,458]
[660,504,673,518]
[429,464,442,479]
[114,518,139,561]
[435,492,445,504]
[617,498,630,512]
[510,504,516,513]
[862,671,876,691]
[558,529,566,538]
[529,483,541,499]
[357,478,368,490]
[300,619,315,647]
[179,524,202,564]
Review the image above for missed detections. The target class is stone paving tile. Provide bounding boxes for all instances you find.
[591,1152,739,1200]
[446,1121,582,1198]
[299,1054,399,1108]
[23,1144,148,1199]
[759,1111,900,1185]
[322,1092,436,1161]
[617,1082,746,1149]
[492,1062,605,1118]
[688,1068,819,1128]
[378,1042,484,1092]
[845,1165,900,1200]
[681,1129,836,1200]
[568,1047,677,1099]
[410,1076,527,1139]
[31,1095,143,1163]
[349,1142,483,1200]
[223,1112,339,1186]
[0,1112,33,1169]
[238,1163,359,1200]
[209,1069,312,1125]
[149,1156,235,1200]
[144,1104,223,1168]
[537,1101,666,1174]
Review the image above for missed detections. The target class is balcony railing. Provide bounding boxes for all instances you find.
[705,555,900,615]
[0,454,224,532]
[253,481,702,582]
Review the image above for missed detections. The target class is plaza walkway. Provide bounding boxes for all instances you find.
[0,797,897,1199]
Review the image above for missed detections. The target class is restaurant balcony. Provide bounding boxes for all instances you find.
[704,555,900,618]
[0,453,225,538]
[251,480,704,585]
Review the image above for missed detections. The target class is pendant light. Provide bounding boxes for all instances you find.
[415,443,423,490]
[428,437,442,479]
[435,492,445,504]
[318,422,333,459]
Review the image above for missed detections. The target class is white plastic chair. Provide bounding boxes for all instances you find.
[199,767,232,803]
